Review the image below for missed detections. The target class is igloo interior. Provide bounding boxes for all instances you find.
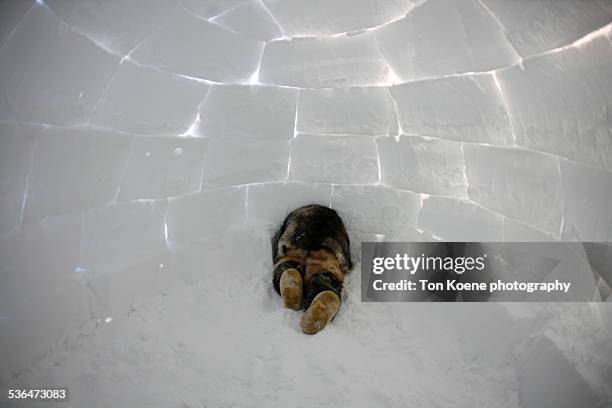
[1,0,612,407]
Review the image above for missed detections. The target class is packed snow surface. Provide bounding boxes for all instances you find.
[1,0,611,406]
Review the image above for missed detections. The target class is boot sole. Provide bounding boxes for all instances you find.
[280,268,303,310]
[300,290,340,334]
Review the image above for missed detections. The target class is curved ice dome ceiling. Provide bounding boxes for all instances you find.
[0,0,611,407]
[0,0,610,240]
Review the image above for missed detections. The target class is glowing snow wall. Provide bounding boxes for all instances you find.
[0,0,611,406]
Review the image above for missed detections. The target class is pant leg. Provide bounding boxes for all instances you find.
[303,271,343,309]
[302,248,345,308]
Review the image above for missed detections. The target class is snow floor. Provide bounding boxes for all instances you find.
[15,227,612,408]
[2,1,612,406]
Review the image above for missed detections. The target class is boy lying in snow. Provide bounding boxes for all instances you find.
[272,204,352,334]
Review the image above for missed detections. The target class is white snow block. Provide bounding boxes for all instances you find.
[90,62,209,135]
[0,215,87,353]
[348,231,384,263]
[44,0,178,55]
[0,0,34,48]
[262,0,414,37]
[542,251,599,302]
[0,214,89,375]
[482,243,597,301]
[583,243,612,291]
[85,254,170,318]
[118,136,209,201]
[598,302,612,335]
[596,0,612,15]
[418,196,504,241]
[598,280,612,300]
[203,140,289,187]
[178,0,247,19]
[481,0,612,58]
[464,145,563,236]
[503,218,558,242]
[197,85,297,140]
[0,4,119,126]
[375,0,519,82]
[0,214,81,306]
[246,182,332,225]
[130,9,264,82]
[80,200,167,275]
[377,135,468,196]
[297,87,396,136]
[492,242,595,301]
[331,185,420,235]
[23,127,132,221]
[444,304,535,366]
[166,187,247,245]
[390,74,513,144]
[560,160,612,242]
[289,134,379,185]
[383,226,439,242]
[211,0,282,41]
[0,356,10,387]
[0,123,39,235]
[518,335,609,408]
[497,36,612,170]
[0,284,88,376]
[259,32,390,88]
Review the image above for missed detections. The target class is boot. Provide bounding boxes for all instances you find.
[279,268,303,310]
[300,290,340,334]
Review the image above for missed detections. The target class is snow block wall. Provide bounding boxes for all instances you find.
[0,1,611,407]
